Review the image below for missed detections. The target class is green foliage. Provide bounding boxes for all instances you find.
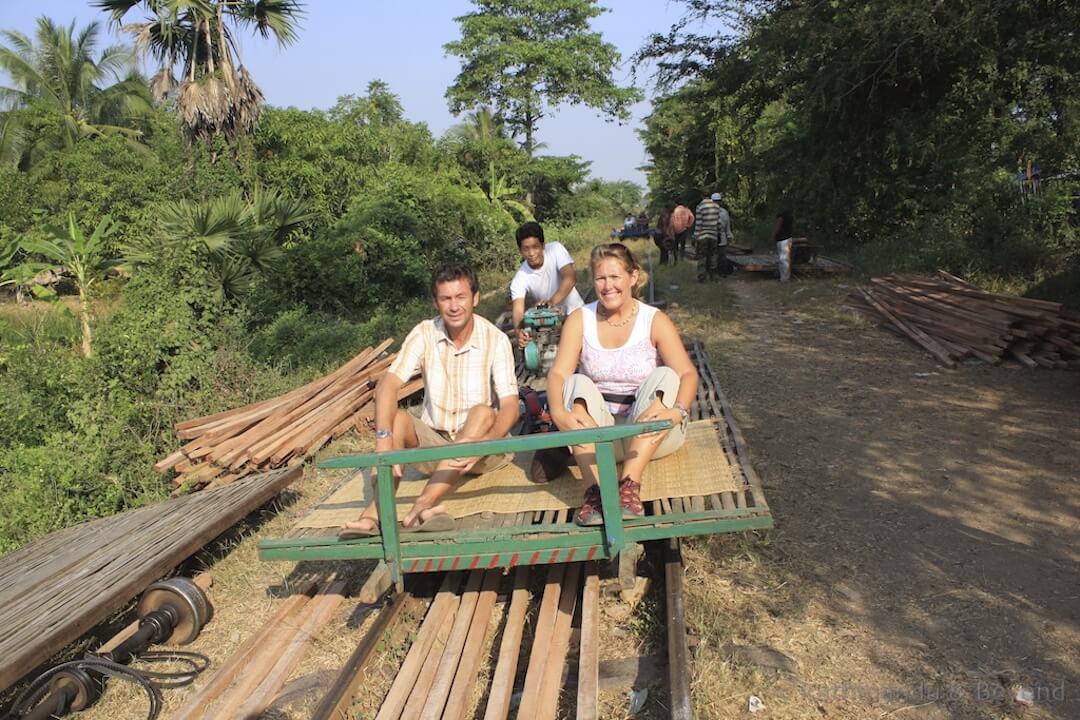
[521,154,592,221]
[249,301,431,372]
[96,0,305,144]
[0,16,151,161]
[637,0,1080,296]
[252,164,518,318]
[127,188,314,303]
[445,0,642,156]
[19,213,119,356]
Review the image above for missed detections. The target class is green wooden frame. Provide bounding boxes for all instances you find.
[258,421,773,586]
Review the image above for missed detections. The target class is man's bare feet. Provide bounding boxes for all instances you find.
[339,514,379,539]
[402,502,452,531]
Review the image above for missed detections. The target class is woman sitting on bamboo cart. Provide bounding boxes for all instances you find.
[545,243,700,525]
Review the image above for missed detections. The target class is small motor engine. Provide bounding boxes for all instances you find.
[522,305,563,374]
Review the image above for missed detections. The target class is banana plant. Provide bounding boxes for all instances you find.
[19,214,117,357]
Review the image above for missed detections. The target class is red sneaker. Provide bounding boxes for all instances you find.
[576,484,603,526]
[618,479,644,518]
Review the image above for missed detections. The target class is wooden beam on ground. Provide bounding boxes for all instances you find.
[666,542,692,720]
[537,562,582,720]
[234,581,347,720]
[441,570,502,720]
[173,579,317,720]
[357,561,394,604]
[483,567,531,720]
[376,573,461,720]
[516,563,568,720]
[419,571,486,720]
[311,591,411,720]
[209,579,337,720]
[576,563,600,720]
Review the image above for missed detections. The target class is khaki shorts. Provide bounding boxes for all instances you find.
[407,412,513,476]
[560,366,687,462]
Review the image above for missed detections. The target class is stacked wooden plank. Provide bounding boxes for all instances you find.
[155,338,424,493]
[845,271,1080,369]
[0,466,300,693]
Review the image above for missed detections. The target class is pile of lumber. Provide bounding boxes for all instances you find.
[845,271,1080,368]
[155,339,423,493]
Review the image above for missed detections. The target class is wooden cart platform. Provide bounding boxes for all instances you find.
[258,341,771,587]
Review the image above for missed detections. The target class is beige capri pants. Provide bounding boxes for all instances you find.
[560,366,688,462]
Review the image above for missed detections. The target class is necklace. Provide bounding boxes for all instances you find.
[601,300,638,328]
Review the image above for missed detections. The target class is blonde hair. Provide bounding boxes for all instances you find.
[590,242,649,298]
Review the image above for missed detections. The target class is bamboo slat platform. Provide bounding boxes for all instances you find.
[0,465,301,693]
[730,253,850,274]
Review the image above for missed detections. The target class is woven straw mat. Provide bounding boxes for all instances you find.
[297,420,740,527]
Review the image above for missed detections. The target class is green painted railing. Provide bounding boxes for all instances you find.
[317,421,671,468]
[314,421,672,586]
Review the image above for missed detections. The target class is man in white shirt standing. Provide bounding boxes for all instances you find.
[510,221,585,348]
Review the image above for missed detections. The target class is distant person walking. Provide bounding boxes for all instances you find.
[670,202,694,263]
[772,208,794,282]
[655,202,675,265]
[693,192,731,281]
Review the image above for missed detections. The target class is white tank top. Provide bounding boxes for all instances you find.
[578,301,660,415]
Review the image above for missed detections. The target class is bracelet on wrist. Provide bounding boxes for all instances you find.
[375,429,393,440]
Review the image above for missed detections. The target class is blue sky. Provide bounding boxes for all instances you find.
[1,1,712,188]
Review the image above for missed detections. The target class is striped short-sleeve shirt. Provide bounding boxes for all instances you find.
[388,315,518,438]
[693,199,732,245]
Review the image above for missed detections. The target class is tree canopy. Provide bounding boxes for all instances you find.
[95,0,305,144]
[0,16,151,163]
[636,0,1080,284]
[445,0,641,157]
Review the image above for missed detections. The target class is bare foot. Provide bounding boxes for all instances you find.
[341,515,378,531]
[339,513,380,539]
[402,501,449,530]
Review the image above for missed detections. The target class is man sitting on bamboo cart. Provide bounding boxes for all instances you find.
[340,263,519,538]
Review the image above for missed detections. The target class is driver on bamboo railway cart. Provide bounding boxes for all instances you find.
[545,243,700,525]
[339,263,519,538]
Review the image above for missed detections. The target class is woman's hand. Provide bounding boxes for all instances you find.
[550,406,591,432]
[637,404,682,443]
[639,405,682,426]
[517,328,530,349]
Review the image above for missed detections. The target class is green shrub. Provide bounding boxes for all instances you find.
[251,165,518,320]
[250,300,433,372]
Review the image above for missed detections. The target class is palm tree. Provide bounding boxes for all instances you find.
[445,107,532,218]
[19,214,118,357]
[95,0,305,144]
[0,17,152,156]
[126,188,313,303]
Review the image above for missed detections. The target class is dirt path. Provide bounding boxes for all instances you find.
[663,267,1080,719]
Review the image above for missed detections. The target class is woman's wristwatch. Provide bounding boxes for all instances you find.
[672,402,690,424]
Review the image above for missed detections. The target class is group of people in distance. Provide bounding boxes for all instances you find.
[655,192,733,282]
[341,222,700,538]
